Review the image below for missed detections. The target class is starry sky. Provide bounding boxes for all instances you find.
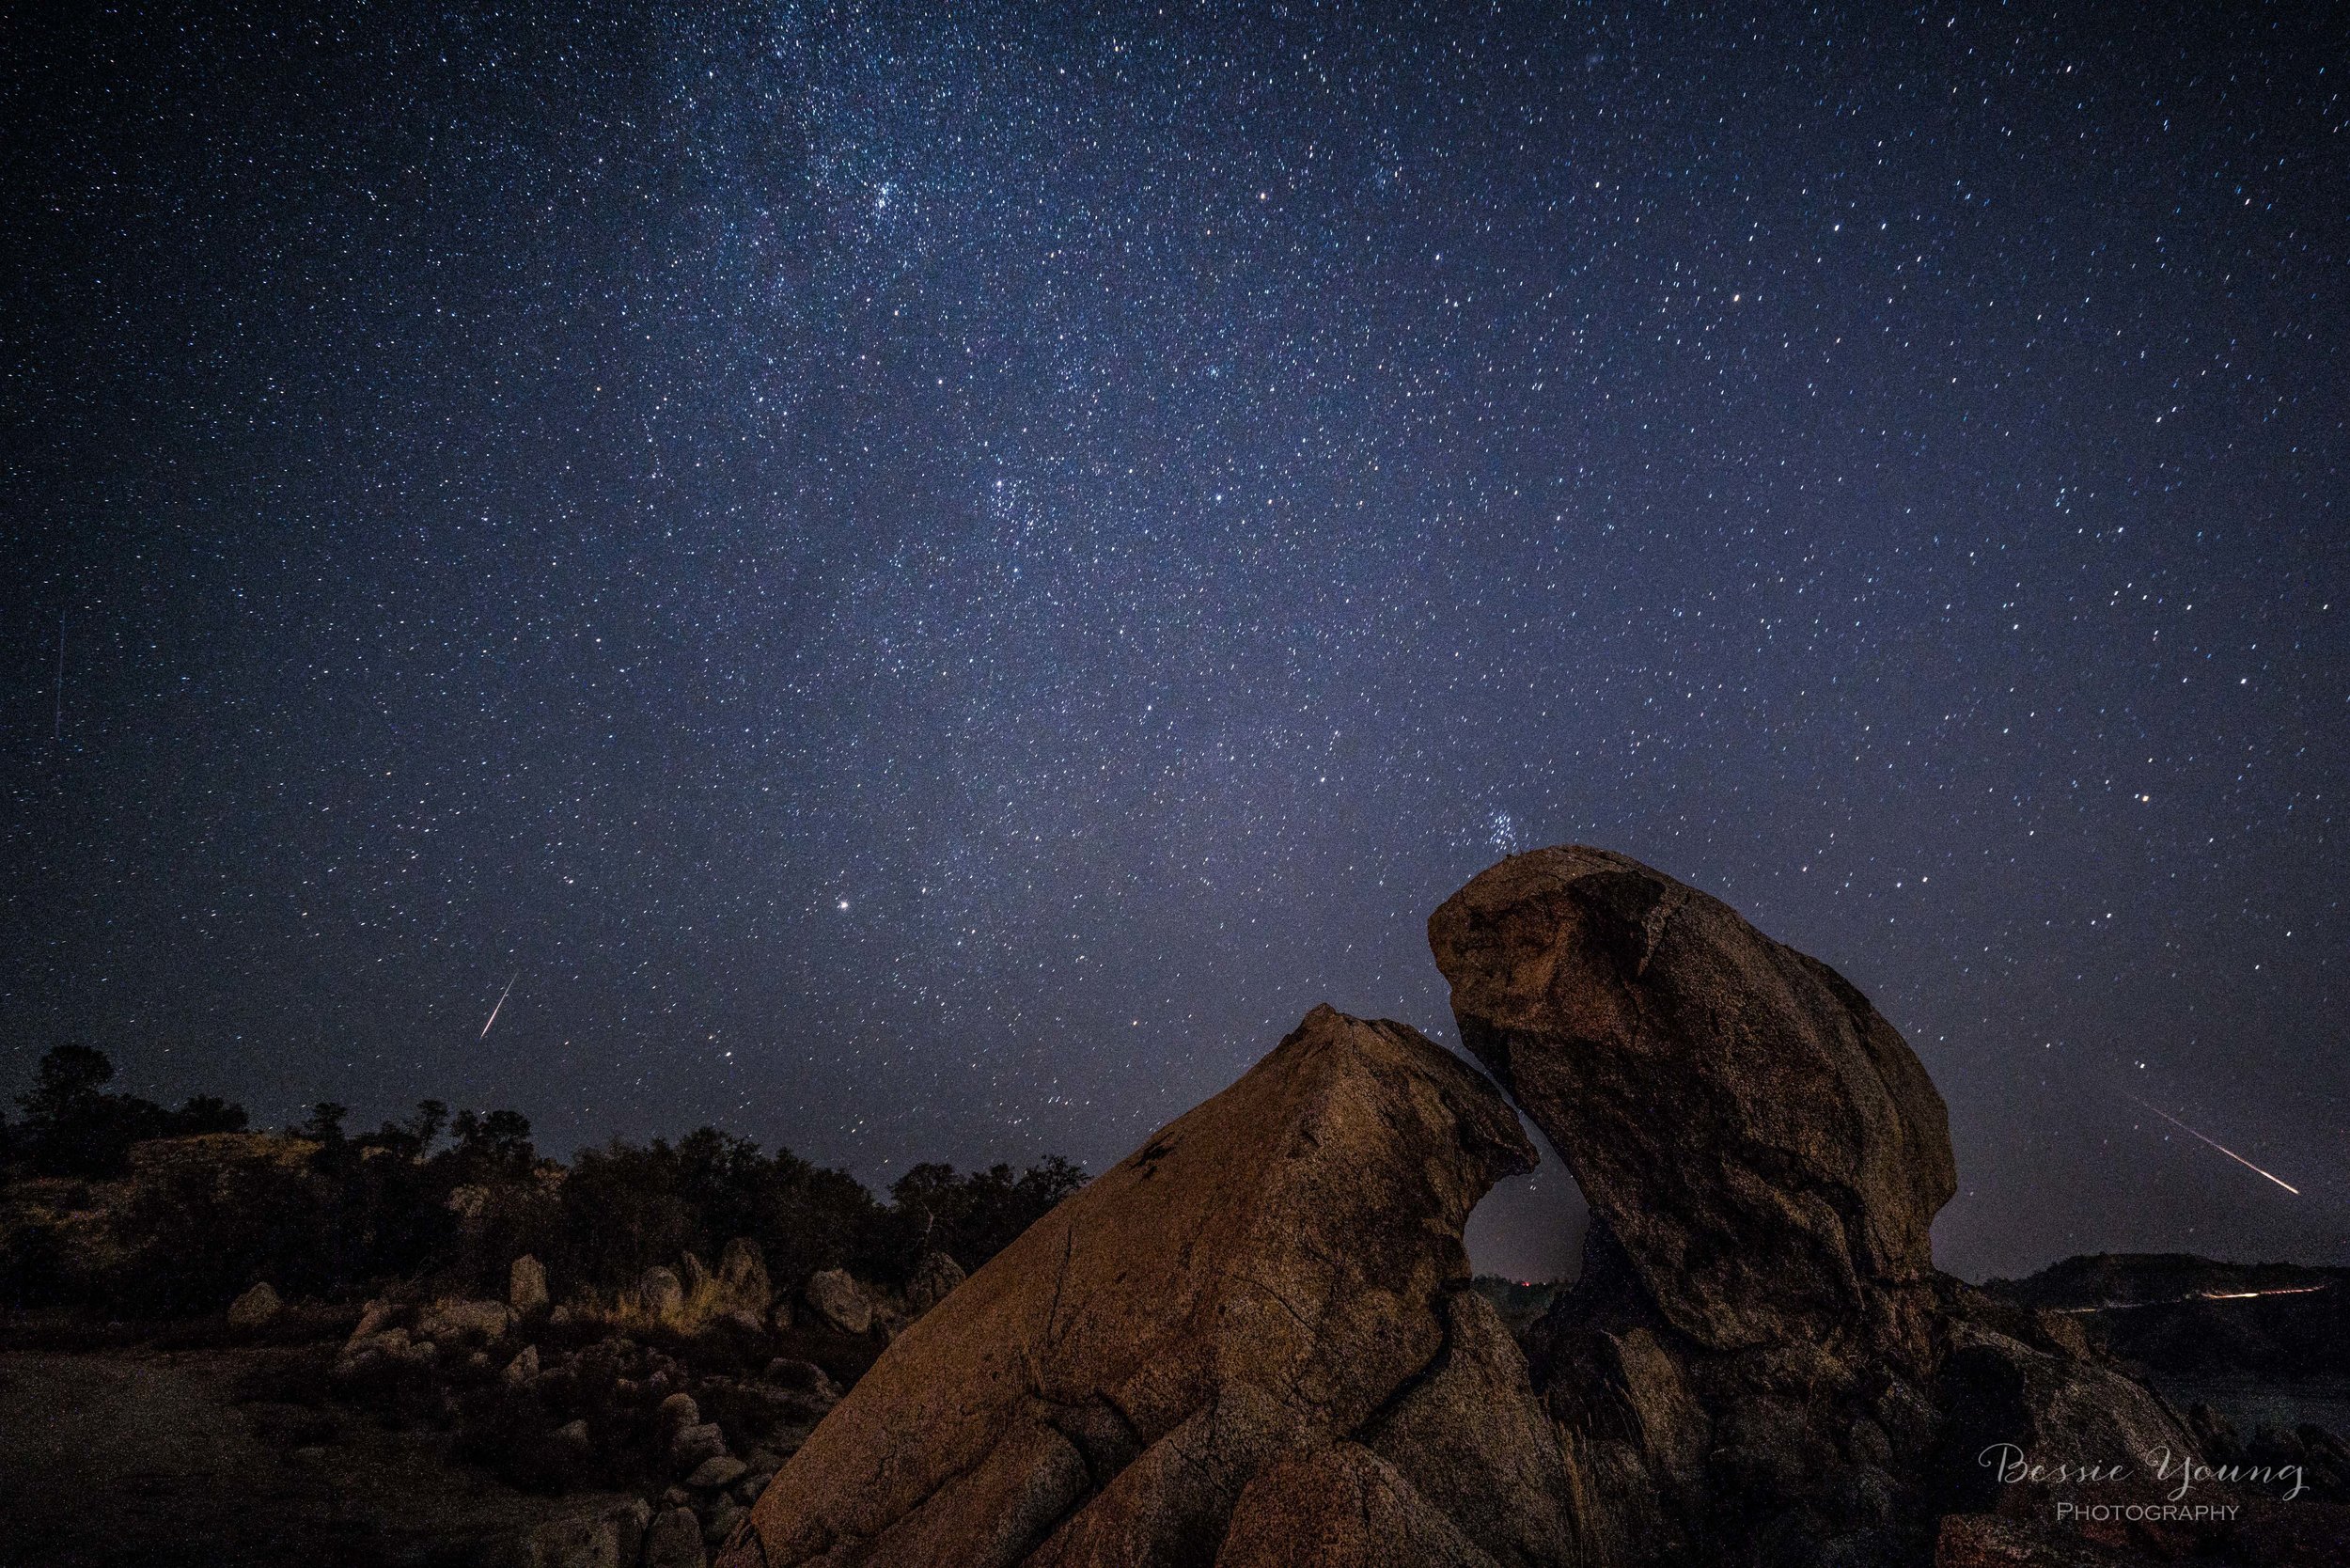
[4,2,2345,1282]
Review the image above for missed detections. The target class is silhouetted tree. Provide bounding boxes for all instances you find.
[12,1044,246,1177]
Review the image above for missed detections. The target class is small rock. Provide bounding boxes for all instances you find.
[639,1266,685,1320]
[657,1391,700,1435]
[416,1296,512,1342]
[672,1421,728,1472]
[608,1497,650,1568]
[337,1325,432,1375]
[509,1254,550,1314]
[682,1252,713,1296]
[700,1495,743,1549]
[903,1250,966,1317]
[732,1472,772,1507]
[549,1303,576,1327]
[769,1297,794,1332]
[552,1418,590,1449]
[760,1359,835,1400]
[465,1349,492,1372]
[724,1309,763,1335]
[227,1281,283,1327]
[504,1344,540,1385]
[686,1455,747,1490]
[800,1268,870,1335]
[529,1495,651,1568]
[643,1505,704,1568]
[346,1299,398,1346]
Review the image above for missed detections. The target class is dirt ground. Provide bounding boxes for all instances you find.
[0,1348,633,1567]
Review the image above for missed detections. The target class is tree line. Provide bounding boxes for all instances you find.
[0,1044,1084,1318]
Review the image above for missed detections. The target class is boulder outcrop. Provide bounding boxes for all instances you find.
[1431,847,2218,1566]
[716,1004,1554,1568]
[1429,844,1955,1369]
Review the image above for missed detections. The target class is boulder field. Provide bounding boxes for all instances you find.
[716,847,2332,1568]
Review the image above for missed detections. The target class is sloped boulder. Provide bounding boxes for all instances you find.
[715,1004,1559,1568]
[1429,845,1955,1368]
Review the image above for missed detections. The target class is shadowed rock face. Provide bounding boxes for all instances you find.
[715,1004,1567,1568]
[1429,845,1956,1368]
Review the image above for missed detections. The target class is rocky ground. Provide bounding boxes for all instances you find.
[0,1345,637,1567]
[0,1242,942,1566]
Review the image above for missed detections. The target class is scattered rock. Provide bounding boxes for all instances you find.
[700,1495,744,1549]
[716,1004,1542,1568]
[347,1299,398,1345]
[686,1455,747,1491]
[799,1268,870,1336]
[639,1266,685,1321]
[759,1360,835,1403]
[644,1506,705,1568]
[658,1391,700,1435]
[416,1297,512,1343]
[504,1344,540,1386]
[226,1281,283,1328]
[672,1422,728,1473]
[337,1325,433,1374]
[903,1250,966,1317]
[527,1497,651,1568]
[510,1253,550,1314]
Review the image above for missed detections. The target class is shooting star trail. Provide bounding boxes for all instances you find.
[479,973,518,1040]
[2123,1093,2300,1195]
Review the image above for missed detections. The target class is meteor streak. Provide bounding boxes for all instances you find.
[2123,1093,2299,1196]
[480,973,518,1040]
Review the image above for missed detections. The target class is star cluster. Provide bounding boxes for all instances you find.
[4,2,2344,1279]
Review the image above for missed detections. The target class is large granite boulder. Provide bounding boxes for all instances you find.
[715,1004,1563,1568]
[1429,845,1955,1370]
[1431,847,2221,1566]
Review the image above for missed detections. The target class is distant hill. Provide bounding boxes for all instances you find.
[1982,1253,2350,1382]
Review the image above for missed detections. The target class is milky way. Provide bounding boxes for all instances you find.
[4,3,2344,1279]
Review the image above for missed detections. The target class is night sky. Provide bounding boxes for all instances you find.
[5,3,2345,1283]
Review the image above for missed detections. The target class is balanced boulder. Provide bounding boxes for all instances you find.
[1429,845,1955,1369]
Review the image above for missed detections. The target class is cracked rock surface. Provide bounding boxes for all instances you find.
[1429,844,1955,1369]
[715,1003,1563,1568]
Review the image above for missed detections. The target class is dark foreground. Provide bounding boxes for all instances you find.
[0,1347,634,1568]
